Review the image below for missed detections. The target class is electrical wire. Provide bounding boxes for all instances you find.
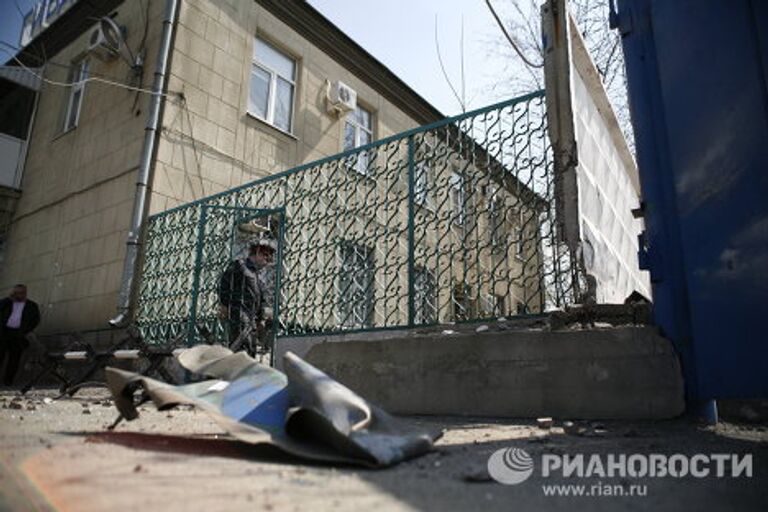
[0,46,176,98]
[484,0,544,69]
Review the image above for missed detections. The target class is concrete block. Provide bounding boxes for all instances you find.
[285,326,685,420]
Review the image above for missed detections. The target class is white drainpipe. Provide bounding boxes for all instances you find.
[109,0,178,327]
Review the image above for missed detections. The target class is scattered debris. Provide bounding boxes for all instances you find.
[475,325,489,333]
[537,417,553,429]
[442,330,457,335]
[463,466,493,483]
[82,409,91,415]
[133,464,143,473]
[43,397,54,405]
[26,404,37,411]
[562,421,585,436]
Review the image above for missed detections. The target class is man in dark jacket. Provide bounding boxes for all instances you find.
[217,240,274,354]
[0,284,41,386]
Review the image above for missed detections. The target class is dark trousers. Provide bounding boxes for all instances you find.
[0,329,29,386]
[227,307,257,355]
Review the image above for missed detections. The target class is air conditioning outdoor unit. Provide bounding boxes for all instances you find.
[326,80,357,115]
[87,23,120,61]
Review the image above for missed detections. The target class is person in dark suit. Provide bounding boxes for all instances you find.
[0,284,41,386]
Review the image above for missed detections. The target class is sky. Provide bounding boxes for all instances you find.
[0,0,516,116]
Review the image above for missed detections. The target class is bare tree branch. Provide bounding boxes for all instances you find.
[484,0,544,69]
[434,14,466,112]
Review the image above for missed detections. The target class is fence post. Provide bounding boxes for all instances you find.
[187,205,208,346]
[407,135,416,327]
[270,209,286,367]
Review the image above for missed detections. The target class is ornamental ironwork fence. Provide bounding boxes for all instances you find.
[135,91,578,346]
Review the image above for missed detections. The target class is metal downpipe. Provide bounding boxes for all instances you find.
[109,0,178,327]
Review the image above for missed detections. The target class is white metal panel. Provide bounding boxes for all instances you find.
[568,18,650,302]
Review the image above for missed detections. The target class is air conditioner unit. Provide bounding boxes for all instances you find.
[87,24,119,61]
[326,80,357,114]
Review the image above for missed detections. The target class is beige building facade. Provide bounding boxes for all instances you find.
[0,0,450,335]
[2,0,545,340]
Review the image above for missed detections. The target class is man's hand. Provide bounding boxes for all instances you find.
[218,305,229,320]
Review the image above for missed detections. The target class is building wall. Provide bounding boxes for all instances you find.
[0,0,165,333]
[0,0,443,335]
[148,0,422,214]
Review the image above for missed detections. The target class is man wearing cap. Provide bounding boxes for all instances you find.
[217,239,275,354]
[0,284,41,386]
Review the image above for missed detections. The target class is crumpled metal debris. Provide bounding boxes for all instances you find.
[105,345,441,467]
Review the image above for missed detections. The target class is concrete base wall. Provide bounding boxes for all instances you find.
[287,326,684,420]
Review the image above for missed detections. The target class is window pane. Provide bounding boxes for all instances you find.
[248,65,270,119]
[254,38,295,80]
[415,163,429,204]
[343,122,356,151]
[354,106,371,130]
[66,90,81,129]
[273,77,293,132]
[78,60,90,82]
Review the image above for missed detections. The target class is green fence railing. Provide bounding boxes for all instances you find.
[135,90,577,345]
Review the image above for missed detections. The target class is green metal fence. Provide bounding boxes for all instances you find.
[135,91,577,345]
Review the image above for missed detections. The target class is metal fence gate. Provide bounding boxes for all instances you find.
[135,91,578,346]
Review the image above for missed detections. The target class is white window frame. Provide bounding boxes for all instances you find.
[63,59,89,131]
[488,189,504,251]
[513,209,525,260]
[414,139,434,207]
[451,171,466,226]
[344,105,374,175]
[249,37,296,133]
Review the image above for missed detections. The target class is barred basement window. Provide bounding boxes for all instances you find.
[338,242,375,328]
[63,59,89,131]
[249,37,296,133]
[413,267,437,324]
[452,283,472,321]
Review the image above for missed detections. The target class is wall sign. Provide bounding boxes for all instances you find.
[19,0,79,48]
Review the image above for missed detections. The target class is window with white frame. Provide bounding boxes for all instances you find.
[63,59,89,131]
[249,37,296,133]
[414,139,433,206]
[513,209,525,260]
[514,226,525,259]
[450,171,466,226]
[343,105,373,174]
[488,189,504,251]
